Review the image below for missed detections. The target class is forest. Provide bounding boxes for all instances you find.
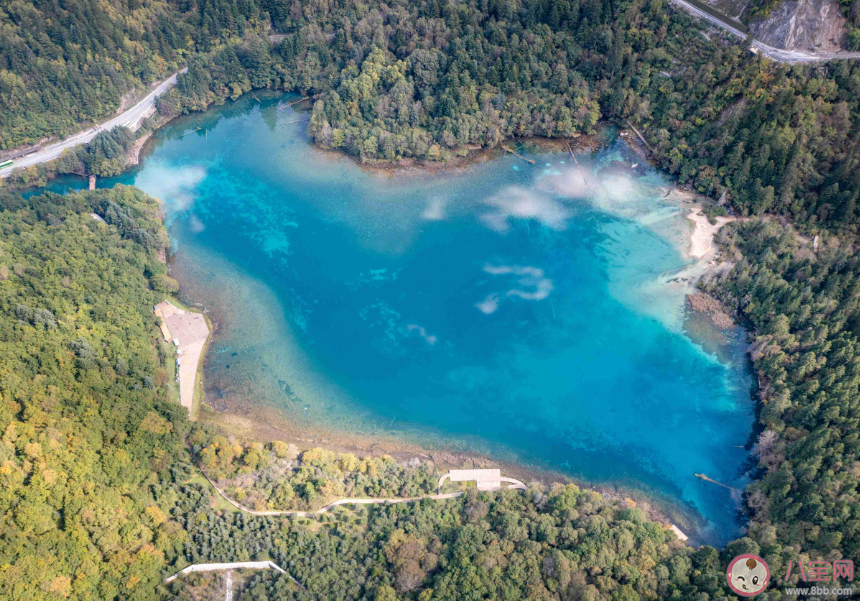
[0,186,807,601]
[4,0,860,231]
[190,428,440,511]
[2,0,860,598]
[146,0,860,232]
[0,0,267,150]
[0,186,182,599]
[704,221,860,560]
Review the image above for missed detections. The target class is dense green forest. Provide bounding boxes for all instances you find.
[150,0,860,232]
[704,221,860,560]
[0,0,267,149]
[5,0,860,231]
[0,186,181,599]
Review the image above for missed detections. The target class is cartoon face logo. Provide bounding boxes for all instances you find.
[727,554,770,597]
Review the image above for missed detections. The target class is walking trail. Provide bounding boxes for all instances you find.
[191,445,526,518]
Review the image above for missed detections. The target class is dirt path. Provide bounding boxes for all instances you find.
[191,447,524,518]
[198,460,467,517]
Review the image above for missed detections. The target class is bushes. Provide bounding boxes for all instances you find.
[192,430,441,510]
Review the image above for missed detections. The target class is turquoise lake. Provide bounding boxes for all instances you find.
[40,94,754,543]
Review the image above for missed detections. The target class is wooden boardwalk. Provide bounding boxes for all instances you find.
[502,145,535,164]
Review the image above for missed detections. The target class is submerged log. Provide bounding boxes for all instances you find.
[501,145,535,164]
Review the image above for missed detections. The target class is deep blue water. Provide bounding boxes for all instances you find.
[38,94,754,543]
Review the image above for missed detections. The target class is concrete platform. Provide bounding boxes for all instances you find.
[154,301,209,415]
[437,469,526,493]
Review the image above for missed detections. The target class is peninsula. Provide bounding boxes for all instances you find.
[154,301,210,417]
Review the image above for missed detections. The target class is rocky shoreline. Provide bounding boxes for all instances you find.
[687,292,736,330]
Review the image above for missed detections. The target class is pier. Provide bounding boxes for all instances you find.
[278,95,316,110]
[624,119,655,154]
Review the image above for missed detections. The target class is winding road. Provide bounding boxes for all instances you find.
[4,14,856,181]
[668,0,860,63]
[0,69,186,179]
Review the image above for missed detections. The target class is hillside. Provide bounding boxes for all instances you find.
[703,0,860,50]
[748,0,848,51]
[0,0,268,151]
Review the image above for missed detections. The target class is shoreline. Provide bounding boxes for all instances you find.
[685,206,735,261]
[657,186,738,288]
[154,300,211,417]
[2,84,607,191]
[19,92,744,544]
[155,106,742,545]
[197,398,707,541]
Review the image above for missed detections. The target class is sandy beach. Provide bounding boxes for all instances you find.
[686,208,735,259]
[155,300,211,416]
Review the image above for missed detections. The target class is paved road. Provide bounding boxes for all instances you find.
[668,0,860,63]
[0,68,187,179]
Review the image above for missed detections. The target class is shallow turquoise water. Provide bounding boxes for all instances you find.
[42,94,754,543]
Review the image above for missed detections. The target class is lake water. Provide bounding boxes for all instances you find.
[38,93,754,543]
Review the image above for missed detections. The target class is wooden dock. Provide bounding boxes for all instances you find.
[501,145,535,164]
[88,174,96,190]
[177,127,202,139]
